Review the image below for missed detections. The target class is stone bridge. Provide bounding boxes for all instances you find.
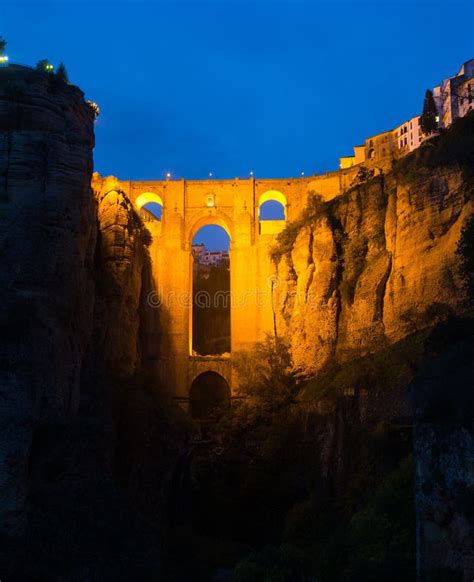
[93,170,358,405]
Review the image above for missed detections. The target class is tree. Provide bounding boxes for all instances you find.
[56,62,69,83]
[350,165,375,187]
[0,37,6,55]
[36,59,54,73]
[420,89,439,135]
[232,334,298,404]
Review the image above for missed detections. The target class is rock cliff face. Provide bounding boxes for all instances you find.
[0,68,163,541]
[92,175,152,380]
[1,63,473,581]
[0,66,96,534]
[0,68,177,579]
[274,167,473,375]
[409,321,474,581]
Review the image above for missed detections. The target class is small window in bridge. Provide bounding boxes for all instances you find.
[259,200,285,221]
[136,192,163,222]
[140,202,162,221]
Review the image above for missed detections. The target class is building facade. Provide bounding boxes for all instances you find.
[339,58,474,170]
[395,115,424,155]
[433,58,474,128]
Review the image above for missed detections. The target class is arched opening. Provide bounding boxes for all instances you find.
[259,200,285,220]
[192,224,231,356]
[258,190,287,235]
[135,192,163,221]
[189,371,230,419]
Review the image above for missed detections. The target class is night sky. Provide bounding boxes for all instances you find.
[2,0,473,249]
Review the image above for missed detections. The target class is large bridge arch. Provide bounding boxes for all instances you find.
[187,214,233,244]
[190,221,231,357]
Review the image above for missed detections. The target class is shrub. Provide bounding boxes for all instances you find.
[232,334,298,405]
[36,59,54,73]
[56,62,69,83]
[232,544,306,582]
[270,193,325,263]
[456,214,474,304]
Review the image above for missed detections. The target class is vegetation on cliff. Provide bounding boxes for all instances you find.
[394,110,474,180]
[161,330,417,580]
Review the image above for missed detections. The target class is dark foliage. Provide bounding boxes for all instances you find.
[456,214,474,303]
[394,112,474,180]
[56,61,69,83]
[420,89,439,135]
[36,59,53,73]
[350,165,375,187]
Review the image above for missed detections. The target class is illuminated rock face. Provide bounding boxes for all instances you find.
[0,67,96,534]
[274,170,472,375]
[94,176,153,379]
[92,173,362,398]
[94,163,472,396]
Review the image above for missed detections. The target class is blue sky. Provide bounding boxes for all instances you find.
[2,0,473,248]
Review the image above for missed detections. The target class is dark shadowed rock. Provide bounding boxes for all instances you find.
[0,66,96,535]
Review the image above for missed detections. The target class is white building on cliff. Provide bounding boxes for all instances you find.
[340,58,474,168]
[434,58,474,127]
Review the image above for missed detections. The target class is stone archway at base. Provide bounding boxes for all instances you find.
[189,371,231,419]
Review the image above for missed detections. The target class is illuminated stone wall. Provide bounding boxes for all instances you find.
[93,171,357,397]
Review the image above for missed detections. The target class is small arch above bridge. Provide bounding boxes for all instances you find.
[135,191,164,209]
[258,190,287,235]
[257,190,287,219]
[135,192,164,221]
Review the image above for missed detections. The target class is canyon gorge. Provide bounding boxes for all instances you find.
[0,64,473,581]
